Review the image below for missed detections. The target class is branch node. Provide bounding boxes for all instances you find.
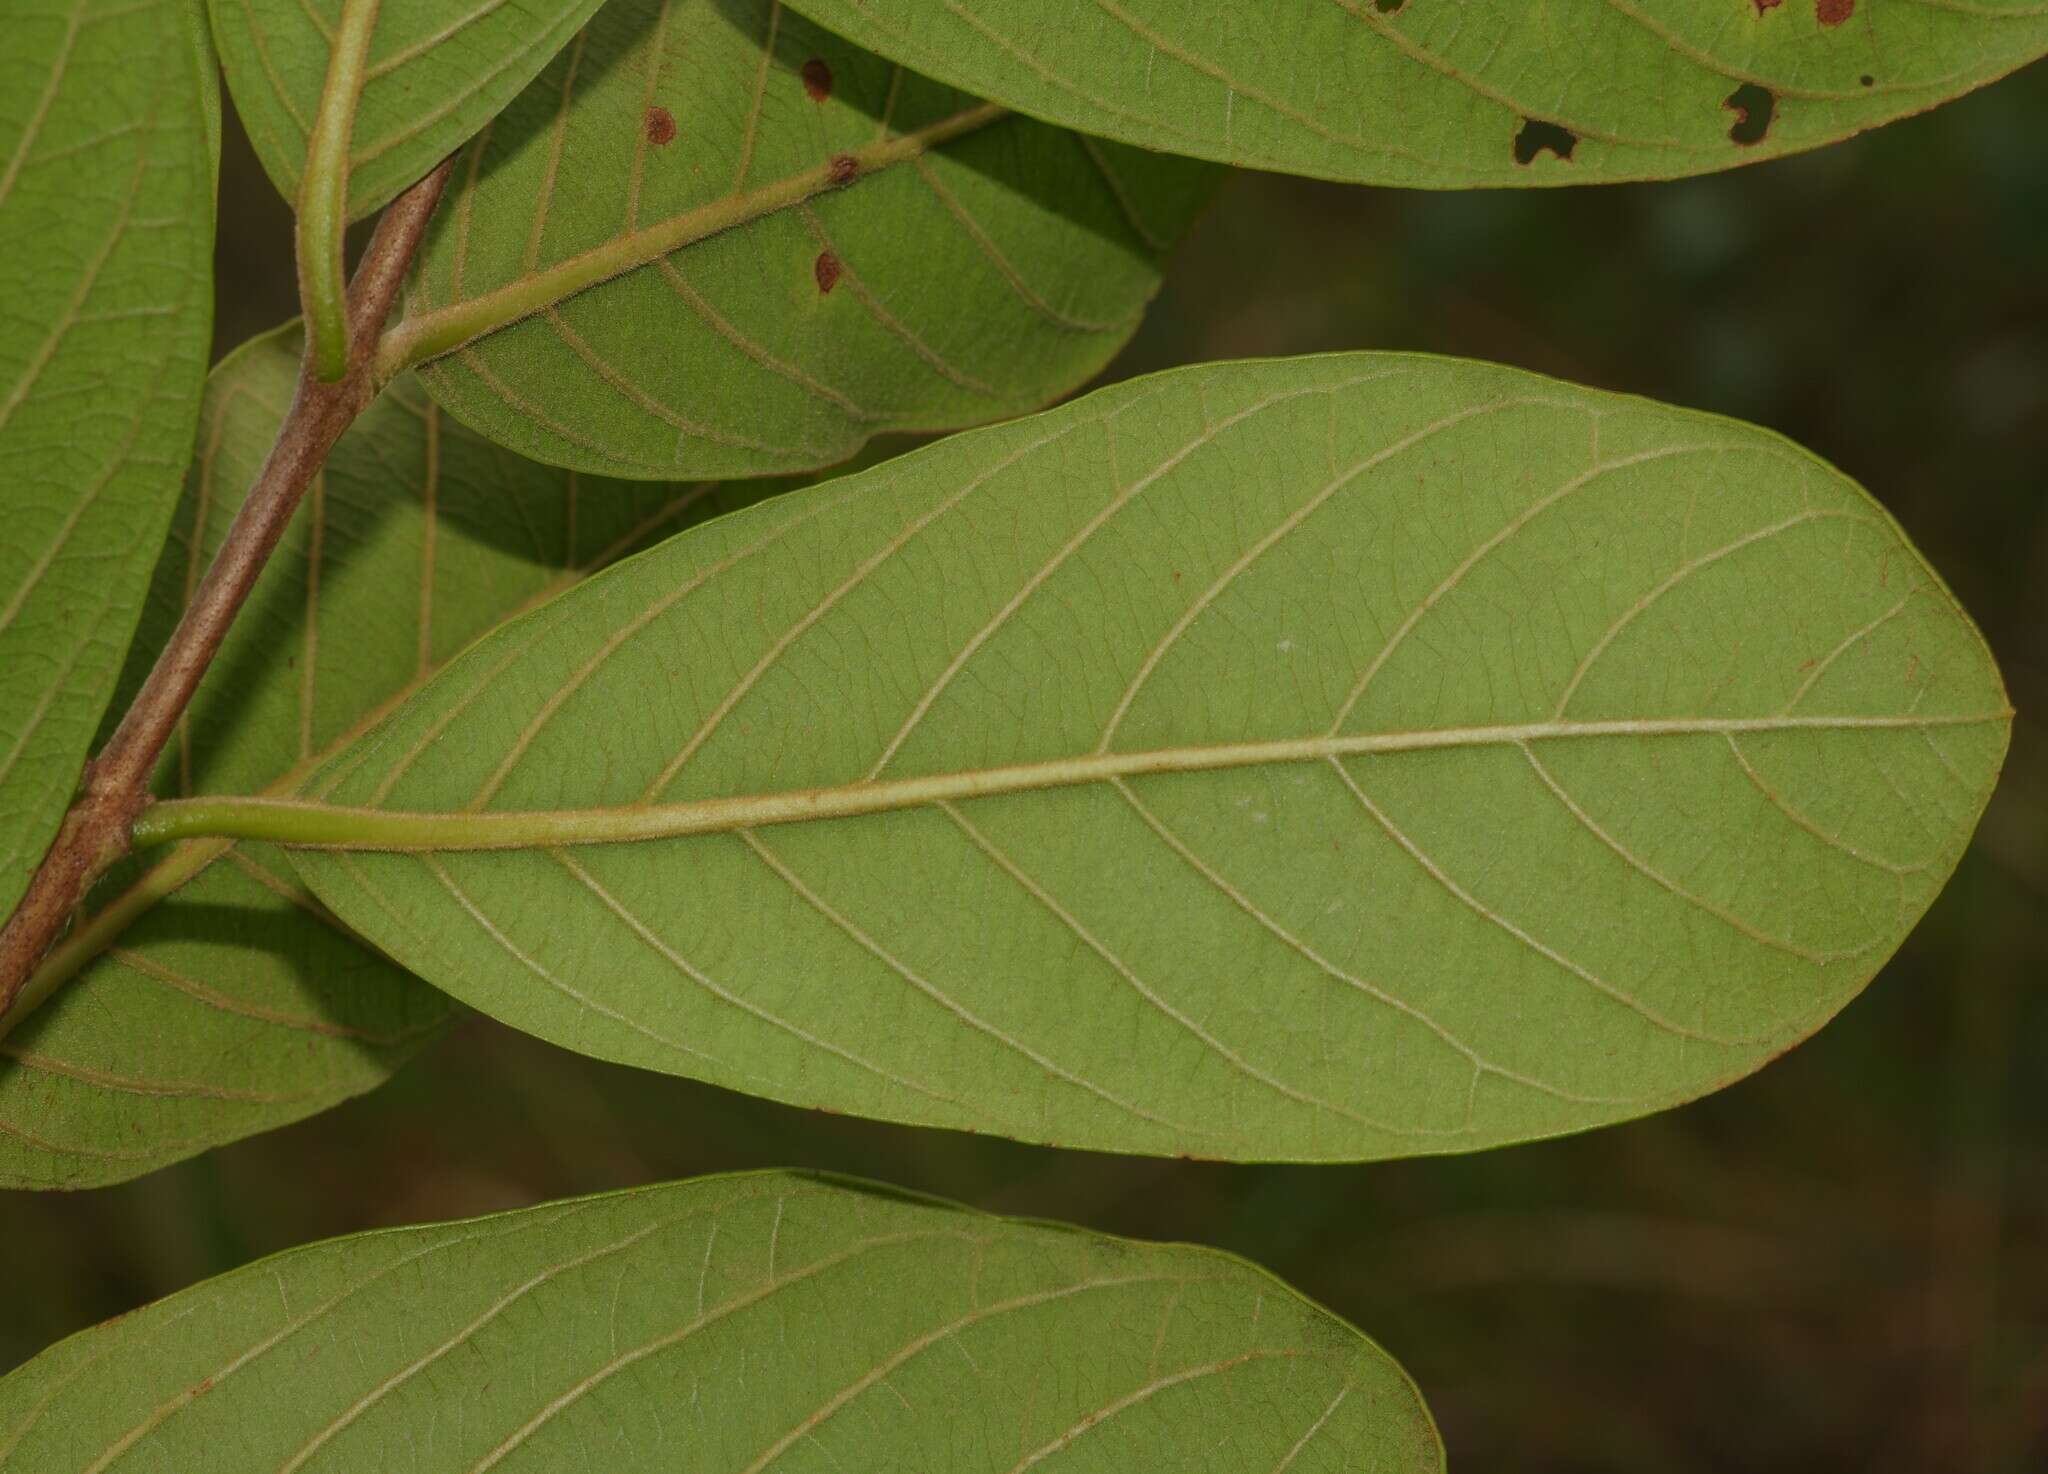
[0,156,453,1027]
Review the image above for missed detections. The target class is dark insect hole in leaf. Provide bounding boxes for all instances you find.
[802,58,833,102]
[1724,84,1776,146]
[1374,0,1405,12]
[1513,120,1577,166]
[644,106,677,146]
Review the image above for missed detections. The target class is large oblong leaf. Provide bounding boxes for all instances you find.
[381,0,1215,480]
[781,0,2048,186]
[0,326,792,1191]
[0,1171,1441,1472]
[210,0,608,222]
[0,0,215,923]
[262,352,2010,1162]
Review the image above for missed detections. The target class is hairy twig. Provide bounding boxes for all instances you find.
[0,157,453,1023]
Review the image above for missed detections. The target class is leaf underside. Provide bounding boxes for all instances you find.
[782,0,2048,185]
[0,0,215,924]
[399,0,1217,480]
[210,0,610,222]
[0,327,796,1191]
[281,353,2008,1163]
[0,1171,1443,1472]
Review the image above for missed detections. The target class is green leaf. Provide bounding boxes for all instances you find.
[0,0,215,925]
[378,0,1216,480]
[210,0,607,222]
[0,326,793,1191]
[247,353,2010,1162]
[778,0,2048,186]
[0,1171,1442,1472]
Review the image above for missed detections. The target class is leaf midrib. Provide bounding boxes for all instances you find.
[134,709,2011,853]
[374,100,1008,380]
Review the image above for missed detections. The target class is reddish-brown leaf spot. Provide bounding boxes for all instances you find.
[1752,0,1783,13]
[814,250,843,294]
[1817,0,1853,24]
[644,106,677,146]
[1724,84,1776,145]
[826,152,859,186]
[1512,119,1577,165]
[801,58,833,102]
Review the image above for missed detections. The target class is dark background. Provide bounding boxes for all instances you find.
[4,62,2046,1473]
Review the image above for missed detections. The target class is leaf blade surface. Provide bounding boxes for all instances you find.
[779,0,2048,184]
[0,0,216,925]
[389,0,1216,479]
[282,352,2009,1161]
[210,0,608,221]
[0,1171,1442,1472]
